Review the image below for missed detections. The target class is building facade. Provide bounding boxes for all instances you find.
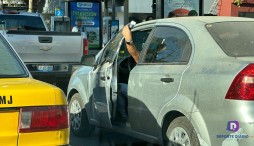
[219,0,254,18]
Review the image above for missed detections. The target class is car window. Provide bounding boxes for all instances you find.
[0,36,28,77]
[142,26,191,64]
[206,21,254,57]
[99,30,123,64]
[0,15,46,31]
[118,29,152,61]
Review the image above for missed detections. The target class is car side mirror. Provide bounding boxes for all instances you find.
[80,54,95,66]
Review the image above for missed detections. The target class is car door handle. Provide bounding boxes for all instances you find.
[160,77,174,83]
[38,37,52,43]
[100,76,110,81]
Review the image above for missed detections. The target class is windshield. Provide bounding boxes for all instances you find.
[0,35,28,77]
[0,15,46,31]
[206,21,254,57]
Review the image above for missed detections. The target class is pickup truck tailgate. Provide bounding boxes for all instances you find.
[6,31,83,63]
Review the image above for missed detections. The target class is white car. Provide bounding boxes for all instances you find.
[67,16,254,146]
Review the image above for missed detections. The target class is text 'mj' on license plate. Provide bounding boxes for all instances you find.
[37,65,53,72]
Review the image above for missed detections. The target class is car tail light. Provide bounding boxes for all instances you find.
[225,64,254,100]
[19,106,69,133]
[2,10,20,14]
[83,38,89,55]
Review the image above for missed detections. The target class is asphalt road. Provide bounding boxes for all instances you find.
[70,128,159,146]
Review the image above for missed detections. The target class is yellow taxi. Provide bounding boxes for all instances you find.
[0,34,69,145]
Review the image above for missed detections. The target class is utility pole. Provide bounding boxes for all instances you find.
[123,0,128,24]
[199,0,204,16]
[156,0,162,18]
[28,0,33,12]
[111,0,115,20]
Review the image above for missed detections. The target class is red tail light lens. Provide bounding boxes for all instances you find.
[2,10,20,14]
[225,64,254,100]
[83,38,89,55]
[19,106,69,133]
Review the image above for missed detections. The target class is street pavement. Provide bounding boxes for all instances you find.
[70,128,159,146]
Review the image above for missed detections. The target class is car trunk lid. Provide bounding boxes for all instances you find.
[0,108,19,146]
[0,78,56,145]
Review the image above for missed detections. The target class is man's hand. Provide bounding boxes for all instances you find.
[121,25,139,63]
[122,25,132,42]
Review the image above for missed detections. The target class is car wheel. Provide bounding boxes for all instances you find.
[166,117,200,146]
[69,93,94,137]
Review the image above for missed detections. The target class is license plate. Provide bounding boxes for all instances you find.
[37,65,53,72]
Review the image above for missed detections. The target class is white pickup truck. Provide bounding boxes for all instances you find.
[0,10,88,93]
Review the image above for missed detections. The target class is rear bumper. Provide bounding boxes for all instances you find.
[31,70,72,77]
[26,63,74,75]
[18,128,70,145]
[203,100,254,146]
[25,63,79,93]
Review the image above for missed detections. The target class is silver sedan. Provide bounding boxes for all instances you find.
[67,16,254,146]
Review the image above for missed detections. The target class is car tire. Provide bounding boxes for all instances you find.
[69,93,95,137]
[166,117,200,146]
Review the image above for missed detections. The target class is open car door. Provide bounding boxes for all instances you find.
[91,31,123,128]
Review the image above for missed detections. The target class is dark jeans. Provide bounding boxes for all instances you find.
[117,83,128,117]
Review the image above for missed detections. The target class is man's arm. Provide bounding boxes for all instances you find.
[122,25,139,63]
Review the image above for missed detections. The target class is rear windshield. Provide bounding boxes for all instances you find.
[206,22,254,57]
[0,15,46,31]
[0,35,28,77]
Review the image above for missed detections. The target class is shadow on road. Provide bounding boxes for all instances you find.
[70,128,159,146]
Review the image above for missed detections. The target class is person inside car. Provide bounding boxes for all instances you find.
[122,25,140,63]
[117,25,140,121]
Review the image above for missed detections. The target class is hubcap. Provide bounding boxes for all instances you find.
[169,127,191,146]
[70,99,82,131]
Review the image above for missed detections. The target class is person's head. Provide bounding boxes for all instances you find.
[188,10,198,16]
[129,17,141,23]
[146,16,154,21]
[167,12,176,18]
[76,19,82,27]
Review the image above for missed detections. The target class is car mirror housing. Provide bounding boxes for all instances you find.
[80,54,95,66]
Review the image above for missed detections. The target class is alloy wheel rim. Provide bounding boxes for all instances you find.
[70,100,82,131]
[169,127,191,146]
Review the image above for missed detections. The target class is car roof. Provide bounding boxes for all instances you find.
[135,16,254,27]
[165,16,254,23]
